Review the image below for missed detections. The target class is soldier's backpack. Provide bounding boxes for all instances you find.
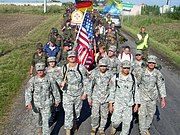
[62,64,83,84]
[115,73,136,102]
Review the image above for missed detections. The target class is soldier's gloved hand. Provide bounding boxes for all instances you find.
[108,103,114,114]
[88,98,92,107]
[54,102,60,107]
[161,97,166,108]
[26,103,32,110]
[133,104,139,112]
[60,81,66,89]
[80,93,87,100]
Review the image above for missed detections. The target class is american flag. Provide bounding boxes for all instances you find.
[76,12,94,70]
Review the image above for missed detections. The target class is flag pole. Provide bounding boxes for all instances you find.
[74,8,88,49]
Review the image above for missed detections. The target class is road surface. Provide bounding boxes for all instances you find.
[2,31,180,135]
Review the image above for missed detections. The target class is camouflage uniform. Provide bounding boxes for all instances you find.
[109,60,140,135]
[57,51,89,130]
[25,63,61,135]
[138,55,167,135]
[89,58,113,132]
[106,46,120,74]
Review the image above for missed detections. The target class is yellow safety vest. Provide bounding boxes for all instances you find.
[136,33,149,50]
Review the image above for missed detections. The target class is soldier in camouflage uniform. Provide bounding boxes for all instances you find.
[109,60,140,135]
[89,58,113,135]
[137,55,167,135]
[106,46,120,74]
[25,62,61,135]
[29,42,47,76]
[57,50,89,135]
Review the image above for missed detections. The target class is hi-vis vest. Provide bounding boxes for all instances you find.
[136,33,149,50]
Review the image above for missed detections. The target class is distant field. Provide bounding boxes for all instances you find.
[0,10,63,128]
[123,15,180,67]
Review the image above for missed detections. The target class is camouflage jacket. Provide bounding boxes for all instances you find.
[25,75,60,108]
[90,69,113,103]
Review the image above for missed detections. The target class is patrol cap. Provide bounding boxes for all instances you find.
[147,55,157,63]
[52,28,58,33]
[49,36,56,44]
[121,60,131,68]
[35,62,45,71]
[67,50,77,57]
[108,45,116,52]
[47,57,56,62]
[98,58,108,66]
[135,50,142,55]
[36,42,43,50]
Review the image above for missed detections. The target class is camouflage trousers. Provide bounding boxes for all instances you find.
[32,106,51,135]
[138,100,156,134]
[91,101,109,130]
[111,105,133,135]
[63,94,83,129]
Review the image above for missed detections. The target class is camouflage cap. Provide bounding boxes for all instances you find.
[49,36,56,44]
[52,28,58,33]
[36,42,43,49]
[47,57,56,62]
[108,45,117,52]
[147,55,157,63]
[67,50,77,57]
[121,60,131,68]
[35,62,45,71]
[98,58,108,66]
[135,50,143,55]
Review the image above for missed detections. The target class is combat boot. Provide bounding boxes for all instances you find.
[99,129,105,135]
[91,128,96,135]
[66,129,71,135]
[38,127,42,135]
[111,127,116,135]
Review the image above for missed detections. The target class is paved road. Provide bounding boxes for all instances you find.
[2,31,180,135]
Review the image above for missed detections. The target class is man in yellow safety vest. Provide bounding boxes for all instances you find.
[135,27,149,60]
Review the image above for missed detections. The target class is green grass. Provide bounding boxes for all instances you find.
[122,15,180,68]
[0,14,63,126]
[0,4,65,14]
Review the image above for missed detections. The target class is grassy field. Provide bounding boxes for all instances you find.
[0,5,64,127]
[122,15,180,68]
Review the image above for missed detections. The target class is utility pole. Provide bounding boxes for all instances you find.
[44,0,47,13]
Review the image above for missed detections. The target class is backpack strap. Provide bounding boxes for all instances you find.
[131,73,135,103]
[77,64,83,84]
[115,73,120,89]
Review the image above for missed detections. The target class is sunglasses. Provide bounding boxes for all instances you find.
[122,67,130,69]
[99,65,107,67]
[135,54,141,56]
[148,62,156,64]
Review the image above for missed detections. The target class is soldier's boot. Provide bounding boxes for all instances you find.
[65,129,71,135]
[99,129,105,135]
[111,127,116,135]
[38,127,42,135]
[91,128,96,135]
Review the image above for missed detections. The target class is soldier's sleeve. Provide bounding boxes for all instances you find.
[56,67,64,84]
[108,75,116,103]
[25,78,34,106]
[157,71,167,98]
[87,70,96,100]
[80,65,91,95]
[50,79,61,103]
[134,77,141,104]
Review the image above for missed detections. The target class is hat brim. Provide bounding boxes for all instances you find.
[148,60,156,63]
[68,55,76,57]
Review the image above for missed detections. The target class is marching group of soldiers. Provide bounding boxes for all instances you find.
[25,8,167,135]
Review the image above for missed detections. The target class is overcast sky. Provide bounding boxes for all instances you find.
[2,0,180,6]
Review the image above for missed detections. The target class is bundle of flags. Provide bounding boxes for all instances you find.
[103,0,123,14]
[75,12,95,71]
[75,0,93,12]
